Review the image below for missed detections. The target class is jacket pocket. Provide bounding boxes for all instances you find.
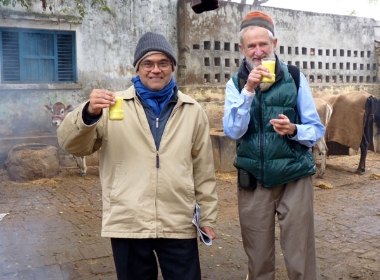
[110,163,123,204]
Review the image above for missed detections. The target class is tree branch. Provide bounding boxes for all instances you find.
[253,0,270,5]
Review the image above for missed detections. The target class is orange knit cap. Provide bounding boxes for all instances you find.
[240,11,274,35]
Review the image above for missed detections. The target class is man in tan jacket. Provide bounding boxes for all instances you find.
[57,31,218,280]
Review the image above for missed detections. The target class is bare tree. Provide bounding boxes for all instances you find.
[253,0,270,5]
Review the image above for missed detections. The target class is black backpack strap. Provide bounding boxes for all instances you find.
[287,64,300,92]
[286,64,301,123]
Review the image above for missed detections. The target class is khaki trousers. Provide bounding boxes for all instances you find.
[238,176,316,280]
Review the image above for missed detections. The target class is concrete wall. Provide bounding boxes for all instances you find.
[0,0,178,136]
[1,0,380,169]
[176,0,380,172]
[0,0,178,166]
[76,1,178,93]
[178,0,380,99]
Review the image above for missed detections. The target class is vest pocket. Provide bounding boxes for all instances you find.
[237,168,257,190]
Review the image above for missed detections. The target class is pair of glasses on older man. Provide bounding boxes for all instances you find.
[140,60,172,71]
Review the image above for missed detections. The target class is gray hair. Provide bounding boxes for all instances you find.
[239,26,275,48]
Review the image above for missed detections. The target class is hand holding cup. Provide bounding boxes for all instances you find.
[88,89,115,116]
[109,96,124,120]
[261,58,276,83]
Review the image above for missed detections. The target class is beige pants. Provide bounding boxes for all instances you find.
[238,176,316,280]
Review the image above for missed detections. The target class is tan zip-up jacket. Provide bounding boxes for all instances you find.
[57,86,218,239]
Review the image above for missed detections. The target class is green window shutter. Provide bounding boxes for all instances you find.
[1,31,20,82]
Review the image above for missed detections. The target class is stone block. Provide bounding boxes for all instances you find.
[5,143,59,181]
[210,130,236,173]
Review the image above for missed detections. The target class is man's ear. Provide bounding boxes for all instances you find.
[239,44,245,56]
[273,38,278,50]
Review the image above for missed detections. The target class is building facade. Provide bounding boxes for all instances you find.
[0,0,379,166]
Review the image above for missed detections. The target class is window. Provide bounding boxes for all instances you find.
[1,28,76,83]
[214,41,220,50]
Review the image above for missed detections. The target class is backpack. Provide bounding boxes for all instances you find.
[232,64,300,93]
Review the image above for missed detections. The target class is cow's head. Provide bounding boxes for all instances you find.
[44,102,73,127]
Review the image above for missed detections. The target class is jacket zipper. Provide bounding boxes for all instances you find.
[258,90,265,182]
[155,105,180,169]
[154,103,179,237]
[156,117,160,168]
[155,117,159,237]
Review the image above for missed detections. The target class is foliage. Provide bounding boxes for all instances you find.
[0,0,115,21]
[349,10,358,16]
[0,0,28,9]
[349,0,378,17]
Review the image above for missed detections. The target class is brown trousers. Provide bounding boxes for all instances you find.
[238,176,316,280]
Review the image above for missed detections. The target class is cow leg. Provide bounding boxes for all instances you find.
[80,156,87,177]
[316,138,327,178]
[356,137,368,174]
[356,115,371,174]
[73,156,87,177]
[373,121,380,153]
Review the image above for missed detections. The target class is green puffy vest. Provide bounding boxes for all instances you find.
[233,61,316,187]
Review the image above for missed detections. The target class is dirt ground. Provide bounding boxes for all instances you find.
[1,151,380,279]
[204,151,380,280]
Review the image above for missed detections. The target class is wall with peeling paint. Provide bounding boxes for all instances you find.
[178,0,380,98]
[0,0,379,167]
[0,0,178,135]
[0,0,178,166]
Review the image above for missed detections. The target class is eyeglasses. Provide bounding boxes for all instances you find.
[140,60,172,71]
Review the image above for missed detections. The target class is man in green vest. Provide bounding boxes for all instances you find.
[223,11,325,280]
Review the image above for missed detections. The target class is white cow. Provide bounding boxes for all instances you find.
[313,98,333,178]
[44,102,87,177]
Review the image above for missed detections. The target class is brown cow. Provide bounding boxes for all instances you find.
[44,102,87,177]
[44,102,73,127]
[313,91,378,174]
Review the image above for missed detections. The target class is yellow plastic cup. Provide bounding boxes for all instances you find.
[261,58,276,83]
[109,96,124,120]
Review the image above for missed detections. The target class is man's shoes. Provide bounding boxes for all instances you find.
[191,0,219,14]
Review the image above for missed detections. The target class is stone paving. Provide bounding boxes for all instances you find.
[0,152,380,280]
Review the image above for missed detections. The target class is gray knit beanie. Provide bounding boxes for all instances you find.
[133,32,177,68]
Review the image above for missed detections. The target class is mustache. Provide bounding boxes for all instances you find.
[245,53,275,71]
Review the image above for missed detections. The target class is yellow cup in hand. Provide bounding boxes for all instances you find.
[109,96,124,120]
[261,58,276,83]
